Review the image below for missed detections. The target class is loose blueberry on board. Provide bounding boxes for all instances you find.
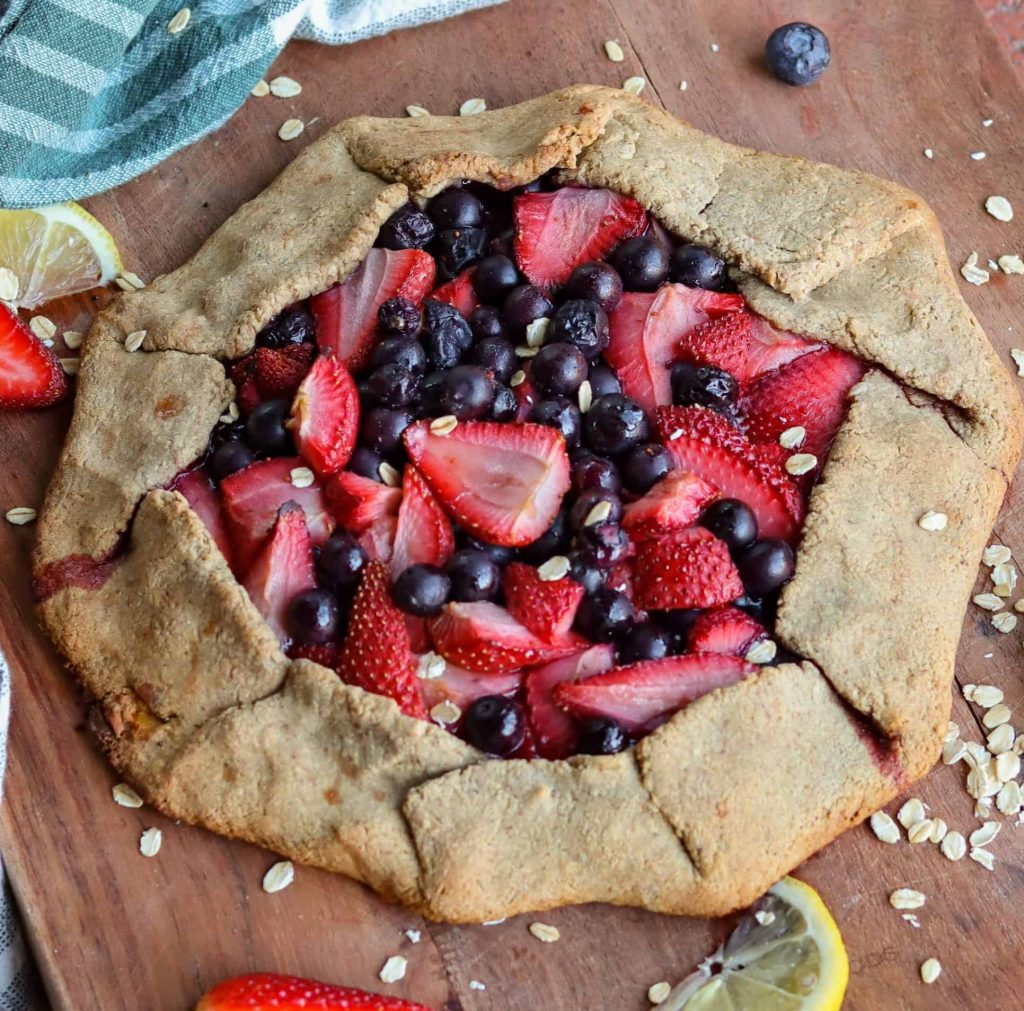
[571,451,622,495]
[347,446,385,483]
[436,227,487,279]
[586,363,622,399]
[445,548,502,602]
[576,717,630,755]
[287,588,341,645]
[377,296,421,338]
[620,442,672,495]
[376,204,435,250]
[256,306,316,349]
[549,299,610,361]
[563,260,624,312]
[246,399,294,455]
[439,365,496,420]
[469,305,508,342]
[469,336,517,384]
[671,361,739,415]
[422,299,473,370]
[208,440,256,482]
[612,235,670,291]
[317,530,368,591]
[568,553,607,595]
[392,563,452,616]
[701,499,759,552]
[472,253,520,302]
[584,393,649,455]
[366,363,420,408]
[462,695,527,756]
[531,396,582,448]
[490,385,519,421]
[360,406,413,454]
[531,342,589,396]
[669,243,728,291]
[503,284,554,333]
[737,538,796,597]
[574,587,636,642]
[765,21,831,86]
[569,488,623,532]
[428,188,485,229]
[618,622,672,664]
[370,336,427,375]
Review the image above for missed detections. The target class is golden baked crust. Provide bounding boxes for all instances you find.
[34,86,1023,922]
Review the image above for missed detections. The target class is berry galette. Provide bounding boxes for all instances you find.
[35,87,1022,922]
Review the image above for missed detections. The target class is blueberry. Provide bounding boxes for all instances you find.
[620,443,671,495]
[436,228,487,279]
[669,243,728,291]
[574,587,635,642]
[366,363,420,408]
[256,306,316,349]
[445,548,501,602]
[377,296,421,338]
[428,189,484,229]
[612,235,670,292]
[671,361,738,415]
[377,205,435,250]
[422,299,473,370]
[617,622,672,664]
[736,593,776,626]
[208,418,248,451]
[531,396,582,448]
[656,608,703,638]
[701,499,758,552]
[571,451,622,495]
[584,394,649,455]
[490,385,518,422]
[348,446,385,482]
[469,336,517,384]
[317,530,368,591]
[574,522,630,569]
[531,342,589,396]
[472,254,520,303]
[392,563,451,616]
[563,261,623,312]
[468,305,507,343]
[360,406,413,454]
[569,489,623,533]
[462,695,526,756]
[568,553,607,595]
[460,533,516,567]
[246,399,294,455]
[503,284,554,333]
[737,539,795,597]
[576,717,629,755]
[439,365,495,420]
[517,510,569,564]
[765,22,831,86]
[208,440,256,481]
[586,364,622,399]
[549,299,609,361]
[287,588,341,645]
[370,337,427,375]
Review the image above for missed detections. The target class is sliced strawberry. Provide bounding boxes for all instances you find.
[288,641,340,668]
[553,653,757,732]
[503,561,585,642]
[405,615,430,653]
[241,504,316,646]
[221,457,334,570]
[390,465,455,577]
[325,469,402,533]
[357,514,397,563]
[741,346,867,463]
[428,601,581,674]
[432,267,479,317]
[196,972,431,1011]
[525,644,615,758]
[679,310,818,383]
[227,355,262,416]
[633,526,744,611]
[418,657,523,713]
[687,605,768,657]
[622,470,717,540]
[171,469,234,568]
[403,419,571,547]
[311,249,435,372]
[337,561,426,719]
[253,343,316,400]
[656,406,804,541]
[513,187,647,290]
[605,284,743,415]
[0,303,67,409]
[289,354,359,477]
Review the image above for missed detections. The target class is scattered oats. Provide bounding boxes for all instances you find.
[942,739,967,765]
[515,344,539,358]
[430,700,461,725]
[262,861,294,893]
[869,811,900,844]
[417,652,445,680]
[29,315,56,340]
[969,847,995,871]
[972,684,1003,708]
[989,258,1001,272]
[907,819,935,844]
[622,76,646,95]
[679,80,688,91]
[648,982,672,1005]
[897,798,927,829]
[604,39,625,62]
[220,402,240,424]
[482,917,506,925]
[970,821,1000,848]
[167,7,191,34]
[405,928,421,943]
[139,827,162,857]
[992,612,1017,633]
[459,98,486,116]
[379,955,407,984]
[578,379,593,413]
[1016,734,1024,755]
[964,740,990,766]
[998,254,1024,274]
[945,721,960,742]
[744,639,777,665]
[379,461,401,487]
[985,195,1014,222]
[983,118,994,127]
[754,910,776,926]
[902,914,921,928]
[525,317,551,347]
[119,270,145,290]
[785,453,817,476]
[983,703,1011,727]
[960,251,989,285]
[918,510,948,531]
[269,76,302,98]
[0,267,18,302]
[941,831,966,861]
[4,507,36,526]
[970,150,987,160]
[251,79,270,97]
[996,780,1023,815]
[973,592,1003,611]
[528,922,560,943]
[920,958,941,985]
[583,500,613,527]
[278,118,304,141]
[995,751,1020,783]
[113,276,135,291]
[538,555,571,581]
[929,818,948,844]
[975,797,994,818]
[710,42,719,52]
[889,888,926,910]
[290,466,314,488]
[405,104,430,118]
[1012,349,1024,375]
[60,357,80,375]
[779,426,806,449]
[112,783,143,808]
[923,148,934,159]
[469,981,486,992]
[510,370,526,387]
[967,761,1001,799]
[991,559,1016,585]
[429,415,458,436]
[987,723,1015,755]
[124,330,146,352]
[62,330,84,351]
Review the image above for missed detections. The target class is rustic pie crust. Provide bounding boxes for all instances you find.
[34,86,1023,922]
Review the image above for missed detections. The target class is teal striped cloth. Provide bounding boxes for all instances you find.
[0,0,501,209]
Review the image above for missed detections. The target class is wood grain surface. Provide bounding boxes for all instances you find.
[1,1,1023,1008]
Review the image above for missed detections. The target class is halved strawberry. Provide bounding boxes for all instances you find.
[605,284,743,414]
[252,343,316,400]
[525,644,615,758]
[241,504,316,646]
[311,248,435,372]
[687,605,767,657]
[428,601,581,674]
[418,657,524,713]
[503,561,585,642]
[656,405,804,541]
[288,641,340,668]
[622,470,717,540]
[357,515,397,563]
[196,972,431,1011]
[390,465,455,577]
[633,526,744,611]
[325,470,402,533]
[0,303,67,409]
[432,267,479,317]
[553,653,757,732]
[337,561,426,719]
[289,354,359,477]
[741,346,867,464]
[513,187,647,290]
[679,310,817,383]
[403,420,571,547]
[221,457,334,571]
[171,469,234,568]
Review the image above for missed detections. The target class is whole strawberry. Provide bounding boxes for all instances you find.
[196,972,432,1010]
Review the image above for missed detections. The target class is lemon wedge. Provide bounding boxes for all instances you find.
[662,877,849,1011]
[0,203,123,309]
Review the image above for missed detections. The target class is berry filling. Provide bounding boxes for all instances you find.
[172,180,867,758]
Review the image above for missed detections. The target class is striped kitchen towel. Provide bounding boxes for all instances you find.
[0,0,502,209]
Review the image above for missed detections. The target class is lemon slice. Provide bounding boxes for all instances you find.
[0,203,123,309]
[662,877,849,1011]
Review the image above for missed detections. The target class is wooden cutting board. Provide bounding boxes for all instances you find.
[2,1,1022,1008]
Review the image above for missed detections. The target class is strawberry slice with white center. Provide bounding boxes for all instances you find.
[337,561,426,720]
[0,303,68,409]
[311,248,435,372]
[289,354,359,477]
[687,605,768,657]
[357,514,397,563]
[390,465,455,578]
[633,526,744,611]
[418,657,523,714]
[221,457,334,572]
[525,644,615,758]
[171,469,235,569]
[679,309,818,383]
[656,405,805,541]
[605,284,743,415]
[553,653,757,733]
[513,187,647,290]
[324,469,401,533]
[242,504,316,646]
[428,600,582,674]
[503,561,584,642]
[431,267,479,317]
[403,419,571,547]
[622,469,717,540]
